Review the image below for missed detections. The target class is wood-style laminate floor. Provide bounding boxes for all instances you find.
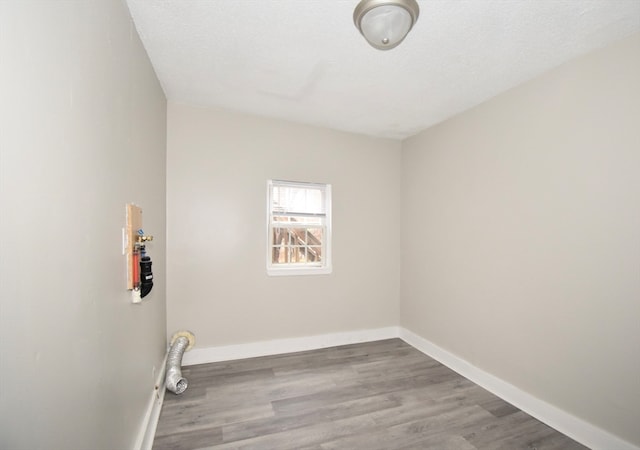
[153,339,588,450]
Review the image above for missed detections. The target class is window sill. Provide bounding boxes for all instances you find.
[267,266,332,277]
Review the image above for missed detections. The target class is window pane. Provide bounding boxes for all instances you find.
[306,246,322,262]
[272,184,326,216]
[271,247,316,264]
[271,227,324,264]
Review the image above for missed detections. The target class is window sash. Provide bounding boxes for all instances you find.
[270,180,327,215]
[272,211,325,218]
[269,224,325,264]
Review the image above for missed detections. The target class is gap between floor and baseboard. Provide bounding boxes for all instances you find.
[141,327,640,450]
[134,353,167,450]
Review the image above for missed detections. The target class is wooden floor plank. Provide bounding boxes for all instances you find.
[153,339,588,450]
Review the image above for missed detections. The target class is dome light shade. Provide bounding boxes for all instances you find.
[353,0,420,50]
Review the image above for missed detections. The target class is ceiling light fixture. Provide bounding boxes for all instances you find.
[353,0,420,50]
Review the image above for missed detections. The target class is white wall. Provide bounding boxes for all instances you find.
[167,103,401,348]
[0,1,167,449]
[401,34,640,446]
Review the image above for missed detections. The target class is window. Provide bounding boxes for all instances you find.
[267,180,332,276]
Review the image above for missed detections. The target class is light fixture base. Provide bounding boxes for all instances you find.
[353,0,420,50]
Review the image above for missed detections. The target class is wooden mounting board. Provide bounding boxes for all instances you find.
[126,203,143,290]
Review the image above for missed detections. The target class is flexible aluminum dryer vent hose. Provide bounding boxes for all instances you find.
[165,331,195,394]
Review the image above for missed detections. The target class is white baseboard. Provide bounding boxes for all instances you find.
[181,326,400,366]
[399,327,639,450]
[134,354,167,450]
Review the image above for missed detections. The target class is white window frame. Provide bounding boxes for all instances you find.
[266,179,332,276]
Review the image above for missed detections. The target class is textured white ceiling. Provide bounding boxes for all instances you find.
[126,0,640,140]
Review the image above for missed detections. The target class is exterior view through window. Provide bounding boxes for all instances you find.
[267,180,332,276]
